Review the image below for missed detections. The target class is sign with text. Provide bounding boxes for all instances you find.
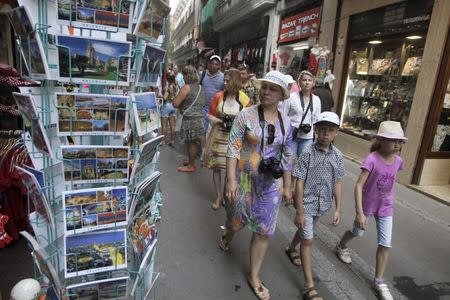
[279,7,321,44]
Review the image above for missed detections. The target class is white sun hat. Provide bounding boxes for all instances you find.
[314,111,340,126]
[285,74,296,84]
[375,121,408,140]
[252,71,290,100]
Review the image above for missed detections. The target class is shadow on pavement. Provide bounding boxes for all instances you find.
[393,276,450,300]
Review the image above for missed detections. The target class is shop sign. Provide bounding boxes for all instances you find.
[279,7,321,44]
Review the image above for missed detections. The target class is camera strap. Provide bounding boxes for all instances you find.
[257,105,285,158]
[299,93,313,127]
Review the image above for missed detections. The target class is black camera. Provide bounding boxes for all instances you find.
[258,157,283,179]
[299,124,312,134]
[223,114,235,131]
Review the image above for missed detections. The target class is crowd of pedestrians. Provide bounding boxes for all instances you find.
[159,56,406,300]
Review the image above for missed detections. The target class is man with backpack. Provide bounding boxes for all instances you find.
[200,55,224,131]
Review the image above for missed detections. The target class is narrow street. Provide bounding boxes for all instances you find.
[155,143,450,300]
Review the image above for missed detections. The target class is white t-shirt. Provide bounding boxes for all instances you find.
[279,93,321,139]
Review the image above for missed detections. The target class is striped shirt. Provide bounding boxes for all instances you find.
[293,143,345,215]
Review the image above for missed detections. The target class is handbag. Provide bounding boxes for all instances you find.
[175,86,202,132]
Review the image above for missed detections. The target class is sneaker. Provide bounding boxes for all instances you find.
[373,282,393,300]
[335,242,352,264]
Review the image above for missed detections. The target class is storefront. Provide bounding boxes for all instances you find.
[277,5,322,80]
[332,0,450,193]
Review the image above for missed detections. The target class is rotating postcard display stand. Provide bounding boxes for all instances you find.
[9,0,170,298]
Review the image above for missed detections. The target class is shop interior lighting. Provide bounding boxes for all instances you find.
[406,35,422,40]
[293,45,309,50]
[369,40,382,44]
[291,41,309,51]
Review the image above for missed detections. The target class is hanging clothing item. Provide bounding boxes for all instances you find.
[308,52,318,75]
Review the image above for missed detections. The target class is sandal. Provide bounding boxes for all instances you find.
[177,165,196,172]
[212,202,220,210]
[285,247,302,266]
[303,286,322,300]
[247,278,270,300]
[218,235,230,252]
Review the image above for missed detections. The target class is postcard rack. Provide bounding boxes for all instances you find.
[7,0,170,299]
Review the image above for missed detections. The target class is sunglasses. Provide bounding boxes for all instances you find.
[268,124,275,144]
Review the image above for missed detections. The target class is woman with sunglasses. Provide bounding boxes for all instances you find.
[218,71,293,300]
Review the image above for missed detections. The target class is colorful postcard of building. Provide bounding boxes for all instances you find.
[61,145,129,184]
[134,0,170,41]
[64,229,127,278]
[63,186,128,235]
[56,35,131,86]
[57,0,133,33]
[56,92,129,136]
[67,276,128,300]
[129,135,163,182]
[130,92,160,136]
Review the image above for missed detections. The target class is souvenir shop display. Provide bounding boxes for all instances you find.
[0,1,167,298]
[130,92,160,136]
[56,35,132,86]
[341,34,425,138]
[134,0,170,41]
[56,92,129,136]
[57,0,134,33]
[63,186,128,235]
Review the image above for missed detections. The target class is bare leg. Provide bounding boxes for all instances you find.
[339,230,355,248]
[161,118,168,144]
[288,229,301,251]
[168,115,176,144]
[375,245,389,280]
[300,239,314,288]
[249,233,270,286]
[187,140,199,167]
[212,168,222,209]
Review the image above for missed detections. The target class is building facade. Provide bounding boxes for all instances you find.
[171,0,197,65]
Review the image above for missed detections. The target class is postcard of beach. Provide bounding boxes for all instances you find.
[136,44,166,87]
[64,229,127,278]
[134,0,170,41]
[57,0,133,33]
[56,92,128,136]
[12,93,54,159]
[61,145,129,184]
[64,186,128,235]
[67,276,128,300]
[130,92,159,136]
[56,35,131,86]
[6,6,51,79]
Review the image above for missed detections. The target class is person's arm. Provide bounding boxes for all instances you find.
[225,157,238,203]
[172,84,190,108]
[294,179,306,229]
[354,169,370,229]
[332,180,342,226]
[207,92,222,126]
[281,123,293,205]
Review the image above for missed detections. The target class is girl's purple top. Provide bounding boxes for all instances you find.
[361,152,403,216]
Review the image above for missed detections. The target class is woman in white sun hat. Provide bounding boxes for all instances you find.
[219,70,293,300]
[335,120,407,300]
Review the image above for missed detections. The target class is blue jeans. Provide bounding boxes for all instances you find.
[352,215,393,248]
[161,102,176,118]
[292,138,313,157]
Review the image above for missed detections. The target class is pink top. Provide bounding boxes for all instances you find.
[361,152,403,216]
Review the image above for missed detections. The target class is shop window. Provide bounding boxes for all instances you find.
[431,76,450,152]
[340,33,426,138]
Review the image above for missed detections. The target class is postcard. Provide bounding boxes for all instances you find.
[22,165,45,189]
[134,0,170,41]
[6,6,51,79]
[20,231,64,298]
[67,276,128,300]
[56,35,131,86]
[130,206,156,260]
[61,145,129,184]
[130,238,157,297]
[130,92,159,136]
[129,171,161,220]
[136,44,166,87]
[64,186,128,235]
[57,0,133,33]
[130,136,163,182]
[12,93,54,159]
[56,92,128,136]
[64,229,127,278]
[16,166,55,232]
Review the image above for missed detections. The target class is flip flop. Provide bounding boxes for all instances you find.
[285,247,302,266]
[218,235,230,252]
[177,165,196,172]
[247,278,270,300]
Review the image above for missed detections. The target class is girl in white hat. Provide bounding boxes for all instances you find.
[335,121,407,300]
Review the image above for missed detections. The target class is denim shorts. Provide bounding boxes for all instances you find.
[161,102,176,118]
[351,215,393,248]
[292,138,313,157]
[298,215,320,240]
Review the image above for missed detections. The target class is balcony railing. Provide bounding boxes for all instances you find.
[213,0,276,32]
